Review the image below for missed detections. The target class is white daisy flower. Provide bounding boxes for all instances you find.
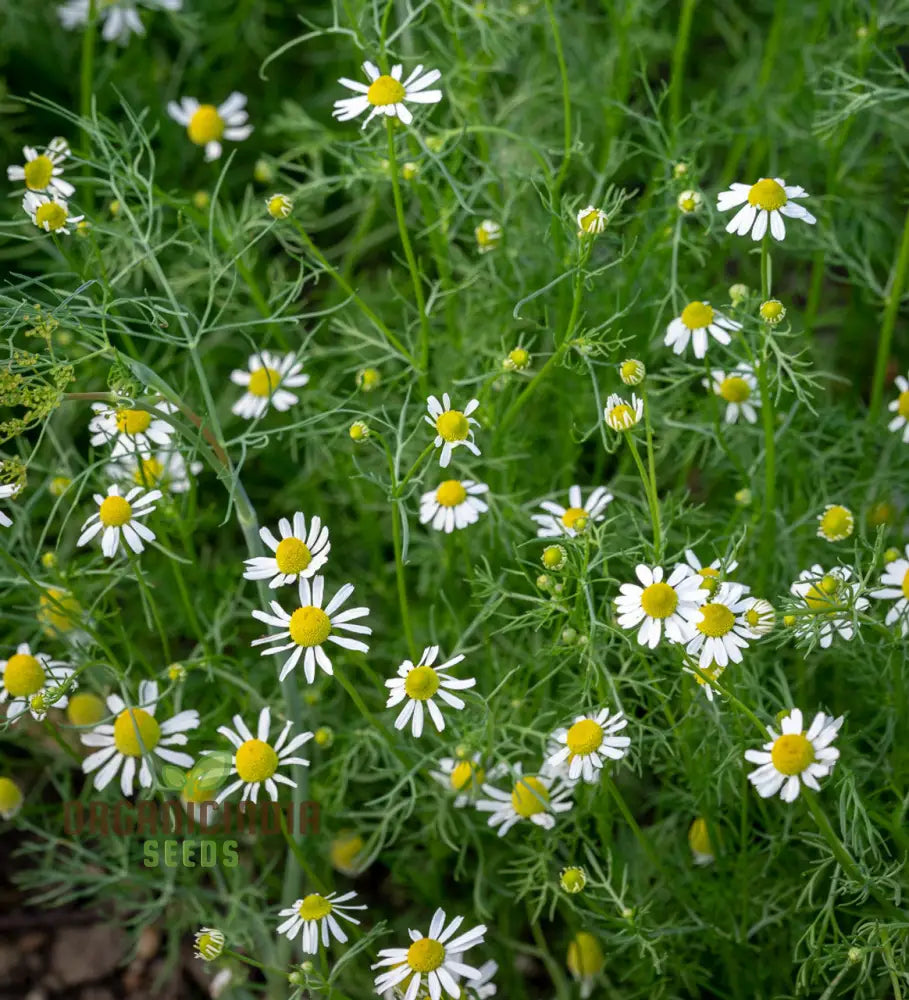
[683,548,744,597]
[89,400,178,458]
[887,372,909,442]
[80,680,198,796]
[682,657,726,702]
[22,192,83,235]
[1,643,75,723]
[251,576,371,683]
[58,0,181,43]
[230,351,309,420]
[424,393,481,468]
[333,61,442,129]
[682,582,754,669]
[603,392,643,431]
[576,205,607,236]
[741,597,776,637]
[213,707,312,805]
[77,484,161,558]
[871,544,909,635]
[243,512,330,588]
[475,763,573,837]
[664,301,741,359]
[546,707,631,783]
[7,137,74,197]
[166,91,253,162]
[372,907,486,1000]
[0,480,21,529]
[463,961,498,999]
[475,220,502,254]
[106,450,202,494]
[531,485,613,538]
[385,646,476,738]
[745,708,842,802]
[566,932,604,1000]
[430,755,505,808]
[615,563,706,649]
[717,177,817,242]
[277,890,366,953]
[789,564,869,648]
[704,366,760,424]
[419,480,489,533]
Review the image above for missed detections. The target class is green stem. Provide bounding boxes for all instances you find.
[497,343,569,437]
[625,432,661,561]
[543,0,572,193]
[869,202,909,419]
[668,0,697,131]
[757,237,776,590]
[641,390,662,560]
[79,0,97,214]
[395,442,434,497]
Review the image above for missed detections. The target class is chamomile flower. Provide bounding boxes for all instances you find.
[682,582,753,669]
[566,932,604,999]
[167,92,253,161]
[704,366,760,424]
[419,480,489,533]
[194,928,225,961]
[887,372,909,442]
[683,657,725,702]
[76,484,161,558]
[688,818,715,865]
[430,754,503,807]
[530,485,613,538]
[683,548,743,596]
[717,177,817,241]
[277,890,366,953]
[243,512,331,588]
[603,393,643,431]
[871,544,909,634]
[22,192,83,235]
[615,564,706,649]
[0,481,21,528]
[475,763,574,837]
[213,707,312,805]
[475,220,503,253]
[58,0,181,43]
[463,960,498,999]
[385,646,476,737]
[373,908,486,1000]
[745,708,842,802]
[1,644,75,723]
[266,193,293,219]
[89,400,178,458]
[7,138,74,197]
[251,576,371,683]
[80,681,198,796]
[664,301,741,359]
[817,504,854,542]
[425,393,481,468]
[0,777,23,820]
[742,597,776,637]
[333,61,442,129]
[546,707,631,783]
[230,351,309,420]
[576,205,607,235]
[789,565,869,648]
[106,450,202,494]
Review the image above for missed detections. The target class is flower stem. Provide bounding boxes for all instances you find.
[869,201,909,419]
[757,236,776,590]
[641,390,662,561]
[668,0,697,131]
[79,0,97,214]
[625,432,661,561]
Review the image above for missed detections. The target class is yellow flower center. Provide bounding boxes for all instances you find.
[3,653,46,697]
[115,409,152,436]
[760,299,785,322]
[404,665,440,701]
[508,348,530,368]
[435,410,469,442]
[187,105,225,145]
[66,692,105,727]
[450,759,484,791]
[247,366,281,398]
[770,732,814,775]
[436,480,467,507]
[0,777,22,815]
[288,606,332,647]
[566,932,604,978]
[133,457,165,486]
[113,708,161,757]
[511,775,549,818]
[692,660,723,686]
[35,202,68,231]
[38,588,81,634]
[747,178,787,211]
[235,738,279,782]
[578,208,604,233]
[367,75,407,107]
[696,567,720,596]
[99,495,133,527]
[719,376,750,403]
[688,817,712,855]
[745,608,760,628]
[24,155,54,191]
[561,507,588,532]
[639,582,678,619]
[819,506,853,540]
[697,603,735,637]
[680,301,714,330]
[804,575,839,609]
[608,404,636,428]
[330,832,365,874]
[897,390,909,419]
[566,719,604,757]
[275,537,312,575]
[406,937,445,973]
[297,893,333,921]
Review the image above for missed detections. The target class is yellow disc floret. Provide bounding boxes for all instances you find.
[511,775,549,818]
[35,202,68,232]
[770,732,814,775]
[0,777,23,818]
[566,932,604,978]
[404,665,440,701]
[134,457,165,487]
[561,507,588,532]
[804,574,839,609]
[747,178,787,211]
[66,692,105,727]
[38,588,81,635]
[247,366,281,398]
[640,582,678,619]
[289,606,331,647]
[688,817,713,856]
[680,301,714,330]
[275,537,312,575]
[436,480,467,507]
[406,937,445,973]
[298,893,333,921]
[24,155,54,191]
[566,719,604,757]
[718,376,751,403]
[450,759,484,792]
[115,409,152,436]
[697,603,735,637]
[435,410,469,442]
[99,495,133,527]
[367,75,407,107]
[187,105,224,145]
[113,708,161,757]
[235,739,279,783]
[818,505,854,541]
[3,653,46,697]
[330,831,365,875]
[898,391,909,419]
